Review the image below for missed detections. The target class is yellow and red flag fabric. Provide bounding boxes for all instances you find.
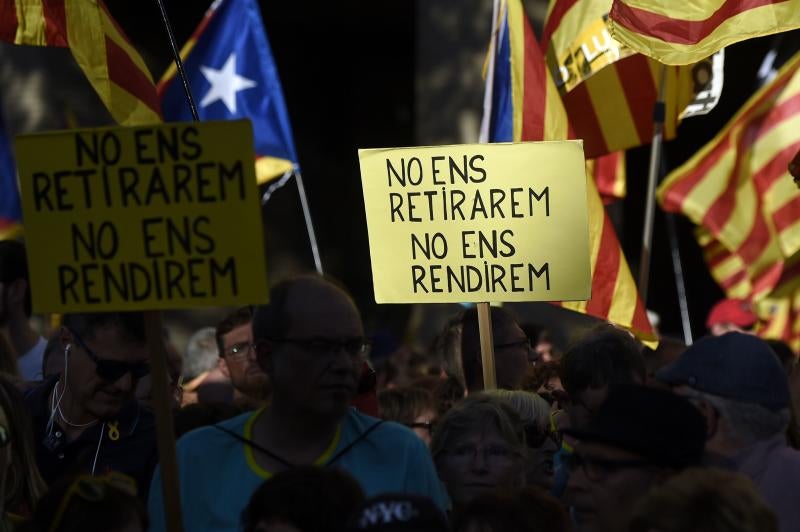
[0,0,161,126]
[488,0,656,345]
[588,151,626,204]
[541,0,700,158]
[609,0,800,66]
[659,51,800,304]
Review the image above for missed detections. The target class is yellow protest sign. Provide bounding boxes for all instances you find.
[15,120,269,312]
[358,141,591,303]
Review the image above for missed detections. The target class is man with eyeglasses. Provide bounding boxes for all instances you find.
[214,307,270,407]
[148,276,447,532]
[24,312,157,495]
[562,384,706,532]
[459,306,533,392]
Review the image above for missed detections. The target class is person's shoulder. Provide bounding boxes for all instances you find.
[345,409,425,449]
[176,409,256,451]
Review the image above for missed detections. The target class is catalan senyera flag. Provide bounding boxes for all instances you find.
[588,151,626,204]
[609,0,800,66]
[159,0,299,184]
[541,0,701,158]
[488,0,656,345]
[659,51,800,303]
[0,0,161,126]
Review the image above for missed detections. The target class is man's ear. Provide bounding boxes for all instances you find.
[59,326,72,354]
[696,399,719,440]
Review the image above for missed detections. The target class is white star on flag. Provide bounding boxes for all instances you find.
[199,53,257,114]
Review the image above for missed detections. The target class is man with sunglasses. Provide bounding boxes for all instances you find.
[24,312,157,496]
[562,384,706,532]
[149,276,446,532]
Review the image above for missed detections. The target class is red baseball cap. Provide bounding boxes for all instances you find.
[705,299,756,329]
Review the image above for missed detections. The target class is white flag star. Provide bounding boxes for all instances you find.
[199,53,256,114]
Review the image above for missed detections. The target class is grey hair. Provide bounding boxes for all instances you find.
[484,389,550,432]
[183,327,220,380]
[690,389,790,446]
[431,393,526,463]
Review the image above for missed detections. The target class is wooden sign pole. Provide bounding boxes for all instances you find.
[143,311,183,532]
[477,302,497,390]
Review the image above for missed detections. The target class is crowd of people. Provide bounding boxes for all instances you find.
[1,238,800,532]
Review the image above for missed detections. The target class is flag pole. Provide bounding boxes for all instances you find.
[637,64,667,305]
[293,168,324,274]
[666,213,693,345]
[155,0,200,121]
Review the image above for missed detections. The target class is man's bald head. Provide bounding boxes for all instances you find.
[252,276,362,342]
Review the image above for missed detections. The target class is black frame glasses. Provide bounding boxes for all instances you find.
[69,329,150,382]
[223,342,257,361]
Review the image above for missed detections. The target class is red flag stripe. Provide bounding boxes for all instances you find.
[773,195,800,233]
[614,55,657,146]
[105,36,161,115]
[720,269,749,290]
[701,94,800,233]
[610,0,783,45]
[0,2,17,42]
[631,297,652,333]
[42,0,67,46]
[521,17,547,141]
[585,217,621,317]
[540,0,579,49]
[563,84,609,156]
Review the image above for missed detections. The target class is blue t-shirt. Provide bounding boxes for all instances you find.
[148,408,448,532]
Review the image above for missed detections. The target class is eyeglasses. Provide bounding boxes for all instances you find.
[442,443,520,467]
[49,472,138,532]
[69,329,150,382]
[565,452,651,482]
[494,338,532,351]
[223,342,257,361]
[265,337,372,358]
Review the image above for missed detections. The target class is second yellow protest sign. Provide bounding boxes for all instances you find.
[359,141,591,303]
[15,120,269,313]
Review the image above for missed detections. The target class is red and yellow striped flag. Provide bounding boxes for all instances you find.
[659,51,800,302]
[588,151,626,204]
[609,0,800,66]
[541,0,699,158]
[488,0,656,345]
[0,0,161,126]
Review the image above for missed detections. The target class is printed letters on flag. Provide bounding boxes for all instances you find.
[0,0,161,126]
[609,0,800,65]
[159,0,299,184]
[658,51,800,303]
[541,0,717,158]
[488,0,656,344]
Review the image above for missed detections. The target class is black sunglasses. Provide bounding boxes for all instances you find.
[69,329,150,382]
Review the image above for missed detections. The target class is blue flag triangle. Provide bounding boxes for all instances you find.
[0,108,21,240]
[159,0,298,184]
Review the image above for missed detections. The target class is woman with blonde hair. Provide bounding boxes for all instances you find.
[0,375,46,528]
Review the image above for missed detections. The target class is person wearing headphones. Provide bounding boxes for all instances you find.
[23,312,157,497]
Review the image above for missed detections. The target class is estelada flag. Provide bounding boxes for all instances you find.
[609,0,800,65]
[0,0,161,126]
[487,0,656,345]
[0,108,21,241]
[159,0,299,184]
[659,51,800,302]
[541,0,709,158]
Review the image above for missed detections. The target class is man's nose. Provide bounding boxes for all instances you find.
[469,450,490,474]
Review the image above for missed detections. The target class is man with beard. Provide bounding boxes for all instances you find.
[0,240,46,380]
[148,276,446,532]
[215,307,269,407]
[23,312,157,494]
